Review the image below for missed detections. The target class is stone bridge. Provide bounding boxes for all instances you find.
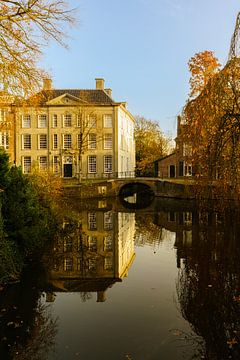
[64,177,195,200]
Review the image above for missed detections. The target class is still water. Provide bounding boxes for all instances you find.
[1,198,240,360]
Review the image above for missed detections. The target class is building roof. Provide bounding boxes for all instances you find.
[26,89,117,106]
[154,152,176,163]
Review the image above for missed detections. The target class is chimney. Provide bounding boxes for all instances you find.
[95,78,105,90]
[43,78,53,91]
[104,88,112,97]
[97,291,106,302]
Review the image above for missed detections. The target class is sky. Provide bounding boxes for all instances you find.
[41,0,240,137]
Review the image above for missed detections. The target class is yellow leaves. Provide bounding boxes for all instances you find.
[227,338,238,348]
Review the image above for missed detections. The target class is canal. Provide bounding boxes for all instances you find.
[1,197,240,359]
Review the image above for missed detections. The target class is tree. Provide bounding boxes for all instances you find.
[183,57,240,197]
[0,0,75,96]
[188,51,221,99]
[134,116,171,176]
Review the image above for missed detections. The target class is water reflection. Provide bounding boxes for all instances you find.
[45,210,136,303]
[155,205,240,359]
[2,199,240,359]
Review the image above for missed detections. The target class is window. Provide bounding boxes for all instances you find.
[104,257,113,271]
[23,156,31,174]
[53,134,58,149]
[63,134,72,149]
[88,133,97,149]
[63,258,73,271]
[104,114,112,128]
[88,236,97,251]
[63,238,73,252]
[77,133,82,149]
[38,114,47,128]
[104,134,112,149]
[52,114,58,128]
[0,109,5,123]
[88,212,97,230]
[22,114,31,128]
[0,132,9,149]
[88,155,97,173]
[53,156,59,173]
[63,114,72,127]
[77,114,81,127]
[39,134,47,149]
[104,212,113,230]
[88,115,96,128]
[22,134,31,149]
[88,258,96,271]
[39,156,47,171]
[104,235,113,251]
[104,155,112,173]
[77,257,82,271]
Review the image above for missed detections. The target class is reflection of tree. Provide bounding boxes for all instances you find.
[135,213,164,247]
[0,264,57,360]
[176,212,240,359]
[11,302,57,360]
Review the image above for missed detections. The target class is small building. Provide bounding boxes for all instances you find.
[154,116,193,179]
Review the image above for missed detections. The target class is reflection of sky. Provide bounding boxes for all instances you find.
[45,229,193,360]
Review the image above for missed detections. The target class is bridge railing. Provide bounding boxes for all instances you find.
[79,171,135,180]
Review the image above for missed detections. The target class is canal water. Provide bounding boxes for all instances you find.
[1,198,240,360]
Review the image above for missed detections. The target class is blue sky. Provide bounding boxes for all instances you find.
[41,0,240,136]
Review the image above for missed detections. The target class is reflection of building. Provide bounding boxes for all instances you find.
[154,208,224,268]
[46,210,135,302]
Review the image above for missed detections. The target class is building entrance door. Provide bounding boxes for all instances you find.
[169,165,175,178]
[64,164,72,177]
[63,156,73,178]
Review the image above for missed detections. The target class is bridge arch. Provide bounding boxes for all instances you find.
[118,182,155,209]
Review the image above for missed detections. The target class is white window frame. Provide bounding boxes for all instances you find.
[39,156,47,171]
[0,132,9,149]
[63,113,72,127]
[103,114,112,128]
[39,134,47,149]
[104,155,112,173]
[23,156,31,174]
[53,156,59,173]
[53,134,58,149]
[22,134,31,149]
[38,114,47,128]
[52,114,58,128]
[88,212,97,230]
[104,211,113,230]
[88,133,97,149]
[63,134,72,149]
[88,155,97,173]
[88,115,97,128]
[104,133,112,149]
[104,235,113,251]
[0,109,5,123]
[22,114,31,128]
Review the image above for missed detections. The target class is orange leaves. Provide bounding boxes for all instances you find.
[188,51,221,99]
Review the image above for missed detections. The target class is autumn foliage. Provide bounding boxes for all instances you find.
[135,116,171,176]
[188,51,221,99]
[183,57,240,197]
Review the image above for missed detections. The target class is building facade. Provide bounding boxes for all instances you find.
[0,78,135,179]
[154,115,193,179]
